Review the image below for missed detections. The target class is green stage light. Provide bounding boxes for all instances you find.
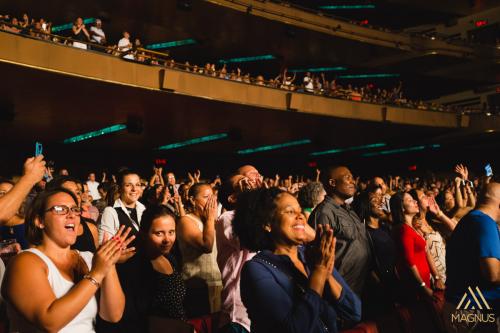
[146,39,197,50]
[338,74,400,79]
[319,5,376,9]
[52,18,96,33]
[289,67,347,73]
[237,139,312,155]
[218,55,276,64]
[63,124,126,144]
[311,142,386,156]
[157,133,229,151]
[362,144,440,157]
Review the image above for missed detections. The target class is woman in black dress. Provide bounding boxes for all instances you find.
[107,205,188,332]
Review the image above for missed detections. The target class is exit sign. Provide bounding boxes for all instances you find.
[475,20,488,28]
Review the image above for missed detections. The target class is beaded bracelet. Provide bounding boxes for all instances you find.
[83,274,101,288]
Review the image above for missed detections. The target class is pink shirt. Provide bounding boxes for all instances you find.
[216,210,255,331]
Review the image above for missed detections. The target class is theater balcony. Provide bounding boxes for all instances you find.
[0,29,498,164]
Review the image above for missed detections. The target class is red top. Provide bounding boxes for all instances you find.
[395,223,431,287]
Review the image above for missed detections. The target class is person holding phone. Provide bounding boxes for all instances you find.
[0,155,46,224]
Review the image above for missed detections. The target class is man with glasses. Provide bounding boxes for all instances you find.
[308,166,372,297]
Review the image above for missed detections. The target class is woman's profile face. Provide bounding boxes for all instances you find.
[270,193,307,247]
[416,190,429,210]
[402,193,419,215]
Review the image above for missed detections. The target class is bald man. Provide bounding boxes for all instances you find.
[216,170,260,333]
[309,166,372,296]
[444,182,500,332]
[236,165,262,189]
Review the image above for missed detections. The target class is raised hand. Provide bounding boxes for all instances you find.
[427,196,441,216]
[454,164,469,180]
[194,170,201,183]
[23,155,46,185]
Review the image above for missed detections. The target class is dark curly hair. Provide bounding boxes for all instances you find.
[352,184,382,223]
[232,187,285,252]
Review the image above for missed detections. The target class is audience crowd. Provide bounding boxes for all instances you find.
[0,12,494,115]
[0,9,499,333]
[0,154,498,333]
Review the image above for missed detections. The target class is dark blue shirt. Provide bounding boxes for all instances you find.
[446,210,500,309]
[0,224,28,249]
[241,249,361,333]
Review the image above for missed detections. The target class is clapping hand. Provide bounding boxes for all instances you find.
[92,226,135,279]
[114,226,136,263]
[308,224,336,274]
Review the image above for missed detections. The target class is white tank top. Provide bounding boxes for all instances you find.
[178,214,222,286]
[7,248,98,333]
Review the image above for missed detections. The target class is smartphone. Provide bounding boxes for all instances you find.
[485,164,493,177]
[168,184,175,197]
[35,142,43,156]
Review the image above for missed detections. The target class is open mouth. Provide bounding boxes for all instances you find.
[292,224,305,230]
[64,224,75,231]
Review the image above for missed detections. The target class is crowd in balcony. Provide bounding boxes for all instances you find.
[0,153,498,333]
[1,12,494,115]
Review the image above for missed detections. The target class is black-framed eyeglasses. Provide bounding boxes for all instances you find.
[45,205,82,216]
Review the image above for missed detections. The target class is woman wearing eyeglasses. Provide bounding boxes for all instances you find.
[1,188,132,332]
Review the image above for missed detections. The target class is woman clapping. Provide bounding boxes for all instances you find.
[2,188,133,333]
[234,188,361,333]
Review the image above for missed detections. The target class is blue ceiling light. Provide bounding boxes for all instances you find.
[146,38,197,50]
[157,133,229,151]
[218,55,276,64]
[52,18,96,33]
[237,139,312,155]
[63,124,127,144]
[311,142,386,156]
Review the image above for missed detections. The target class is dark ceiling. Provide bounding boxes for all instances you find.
[284,0,500,30]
